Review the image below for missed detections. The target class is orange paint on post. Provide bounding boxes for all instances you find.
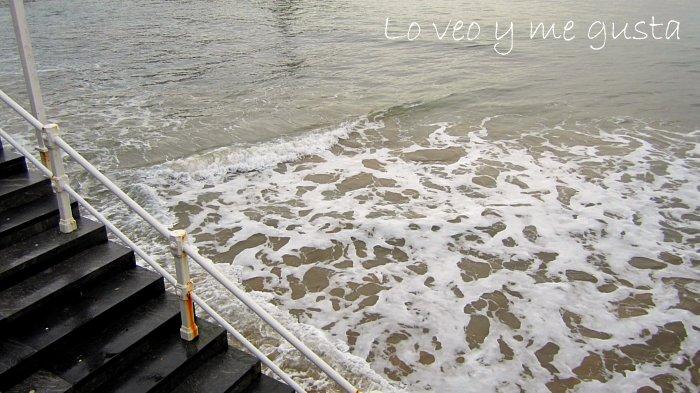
[185,292,199,338]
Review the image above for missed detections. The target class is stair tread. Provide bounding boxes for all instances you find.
[248,375,295,393]
[0,217,105,288]
[11,266,163,351]
[0,195,77,239]
[0,267,163,383]
[49,293,180,385]
[0,242,133,324]
[6,369,72,393]
[1,217,103,265]
[0,339,36,375]
[0,170,49,201]
[103,320,227,393]
[172,348,260,393]
[0,150,26,178]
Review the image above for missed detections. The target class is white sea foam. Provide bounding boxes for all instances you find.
[131,115,699,392]
[165,118,383,178]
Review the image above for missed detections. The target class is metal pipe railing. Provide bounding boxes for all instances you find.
[9,0,48,166]
[0,89,43,130]
[54,130,358,393]
[0,125,306,393]
[52,136,172,238]
[0,88,359,393]
[9,0,46,124]
[4,2,354,389]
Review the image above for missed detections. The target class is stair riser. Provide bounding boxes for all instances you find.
[229,364,262,393]
[0,157,27,179]
[0,249,135,332]
[150,330,229,393]
[248,375,295,393]
[0,179,53,213]
[0,202,80,249]
[72,313,181,393]
[0,226,108,290]
[171,347,262,393]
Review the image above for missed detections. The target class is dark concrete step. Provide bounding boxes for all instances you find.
[46,294,181,393]
[0,150,27,179]
[172,348,261,393]
[0,218,106,290]
[247,375,295,393]
[6,369,72,393]
[100,319,228,393]
[0,339,35,385]
[0,170,52,212]
[0,242,134,331]
[0,267,164,390]
[0,195,80,249]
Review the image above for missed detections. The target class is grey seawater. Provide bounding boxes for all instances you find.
[0,1,698,392]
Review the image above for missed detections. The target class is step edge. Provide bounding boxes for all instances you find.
[16,268,165,350]
[0,270,164,389]
[62,302,181,392]
[102,322,228,393]
[0,219,107,289]
[0,200,81,248]
[172,348,262,393]
[0,243,135,326]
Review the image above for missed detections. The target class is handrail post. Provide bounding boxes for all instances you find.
[9,0,50,168]
[169,229,199,341]
[42,123,76,233]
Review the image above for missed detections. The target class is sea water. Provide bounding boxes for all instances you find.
[0,1,698,392]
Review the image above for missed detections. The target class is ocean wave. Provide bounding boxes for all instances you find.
[159,117,384,179]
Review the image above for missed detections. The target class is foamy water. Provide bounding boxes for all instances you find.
[1,1,698,392]
[128,113,699,392]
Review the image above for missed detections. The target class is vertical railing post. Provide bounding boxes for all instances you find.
[9,0,50,168]
[169,229,199,341]
[42,123,77,233]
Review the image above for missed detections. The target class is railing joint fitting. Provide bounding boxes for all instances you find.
[175,280,194,299]
[51,174,69,193]
[41,122,60,142]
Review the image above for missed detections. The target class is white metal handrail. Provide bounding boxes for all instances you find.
[0,127,304,393]
[8,0,48,164]
[0,88,360,393]
[0,89,43,130]
[4,1,361,390]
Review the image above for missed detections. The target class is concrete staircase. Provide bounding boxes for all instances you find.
[0,141,292,393]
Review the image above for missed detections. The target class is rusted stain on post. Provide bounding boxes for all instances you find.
[184,291,199,337]
[39,150,50,171]
[170,229,199,341]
